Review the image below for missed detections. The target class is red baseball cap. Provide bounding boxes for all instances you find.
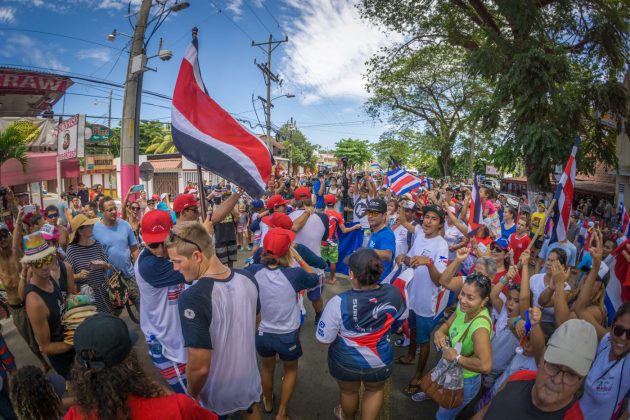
[266,194,289,210]
[262,212,293,230]
[263,227,296,257]
[324,194,336,205]
[150,194,159,201]
[173,194,199,213]
[141,210,173,243]
[294,187,311,200]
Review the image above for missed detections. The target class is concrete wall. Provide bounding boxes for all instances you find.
[615,70,630,208]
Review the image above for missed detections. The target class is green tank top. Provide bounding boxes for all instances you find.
[447,305,492,378]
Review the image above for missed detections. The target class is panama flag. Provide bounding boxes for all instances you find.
[549,138,579,244]
[468,174,482,233]
[171,34,272,198]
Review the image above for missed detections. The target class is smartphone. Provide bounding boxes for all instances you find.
[130,184,144,193]
[23,205,36,214]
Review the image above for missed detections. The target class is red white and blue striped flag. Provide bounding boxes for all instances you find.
[620,204,629,238]
[386,157,422,195]
[468,174,482,233]
[549,138,579,244]
[171,35,273,198]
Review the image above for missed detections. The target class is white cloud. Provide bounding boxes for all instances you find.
[2,34,70,72]
[279,0,402,105]
[226,0,244,18]
[0,7,16,23]
[76,48,112,63]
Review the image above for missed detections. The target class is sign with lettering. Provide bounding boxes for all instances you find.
[85,124,113,142]
[0,71,73,94]
[54,115,85,161]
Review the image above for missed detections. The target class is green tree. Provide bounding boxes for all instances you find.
[370,129,420,166]
[333,138,372,168]
[277,124,317,173]
[0,127,28,182]
[365,44,486,177]
[360,0,630,193]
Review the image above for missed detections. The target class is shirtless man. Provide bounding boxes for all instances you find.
[0,220,50,371]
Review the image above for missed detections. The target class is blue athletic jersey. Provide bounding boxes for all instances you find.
[316,284,405,369]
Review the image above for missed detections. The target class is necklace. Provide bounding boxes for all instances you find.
[205,268,229,276]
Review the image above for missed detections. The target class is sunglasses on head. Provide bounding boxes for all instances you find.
[30,254,54,268]
[613,325,630,340]
[467,273,491,290]
[168,231,202,252]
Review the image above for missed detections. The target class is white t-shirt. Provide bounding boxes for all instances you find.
[134,249,187,363]
[406,228,450,317]
[393,224,412,259]
[289,209,327,258]
[443,223,464,261]
[581,334,630,419]
[529,273,571,323]
[328,186,342,213]
[352,194,369,228]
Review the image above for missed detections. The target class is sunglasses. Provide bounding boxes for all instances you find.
[185,207,199,213]
[490,245,506,252]
[147,242,164,249]
[613,325,630,340]
[0,231,9,240]
[46,213,59,218]
[168,231,202,252]
[130,206,140,211]
[467,273,491,290]
[30,254,54,268]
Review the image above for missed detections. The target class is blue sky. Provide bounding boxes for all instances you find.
[0,0,402,149]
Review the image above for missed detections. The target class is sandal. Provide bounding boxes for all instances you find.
[403,383,421,396]
[333,405,344,420]
[262,393,274,414]
[395,355,415,365]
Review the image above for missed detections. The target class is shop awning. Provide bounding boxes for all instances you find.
[0,152,79,186]
[149,158,182,171]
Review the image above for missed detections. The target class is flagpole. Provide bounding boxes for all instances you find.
[523,198,557,257]
[189,26,208,221]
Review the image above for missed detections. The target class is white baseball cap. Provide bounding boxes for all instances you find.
[543,319,597,376]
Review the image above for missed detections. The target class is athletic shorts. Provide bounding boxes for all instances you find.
[306,273,324,302]
[328,357,391,383]
[215,240,238,263]
[255,329,302,361]
[149,352,187,394]
[321,244,339,263]
[413,314,441,345]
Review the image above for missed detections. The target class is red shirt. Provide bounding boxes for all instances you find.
[323,209,344,245]
[65,394,217,420]
[509,232,531,263]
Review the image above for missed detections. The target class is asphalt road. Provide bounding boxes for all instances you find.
[2,249,440,419]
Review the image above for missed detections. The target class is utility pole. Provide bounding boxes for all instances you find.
[120,0,151,196]
[107,89,112,129]
[252,34,288,151]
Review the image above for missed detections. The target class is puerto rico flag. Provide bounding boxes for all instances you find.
[549,138,579,244]
[171,35,272,198]
[468,174,482,233]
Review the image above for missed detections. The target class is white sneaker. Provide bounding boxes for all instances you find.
[411,392,430,402]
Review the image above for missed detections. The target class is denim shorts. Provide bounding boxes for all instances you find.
[413,314,441,345]
[255,329,302,361]
[328,357,392,383]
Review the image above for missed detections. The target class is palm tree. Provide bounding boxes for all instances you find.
[145,132,177,154]
[0,127,29,183]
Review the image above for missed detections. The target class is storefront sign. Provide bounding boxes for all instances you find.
[85,124,113,142]
[54,115,85,161]
[0,71,72,94]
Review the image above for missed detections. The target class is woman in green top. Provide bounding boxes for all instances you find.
[415,273,493,419]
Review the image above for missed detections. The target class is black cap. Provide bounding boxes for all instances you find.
[74,314,138,369]
[422,205,445,222]
[366,198,387,213]
[343,248,380,273]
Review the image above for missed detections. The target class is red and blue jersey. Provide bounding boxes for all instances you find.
[316,284,405,368]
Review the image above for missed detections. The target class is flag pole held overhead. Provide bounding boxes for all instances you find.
[171,27,273,199]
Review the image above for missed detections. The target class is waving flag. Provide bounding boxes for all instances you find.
[548,138,579,244]
[171,33,272,198]
[370,161,383,171]
[420,176,431,189]
[468,174,482,233]
[386,156,423,195]
[604,244,630,325]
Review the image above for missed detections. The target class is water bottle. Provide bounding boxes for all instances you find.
[148,334,162,358]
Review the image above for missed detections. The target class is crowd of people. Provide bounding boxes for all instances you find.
[0,167,627,419]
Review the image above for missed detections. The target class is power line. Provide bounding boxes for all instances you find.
[261,2,283,32]
[242,0,273,35]
[207,0,255,42]
[0,27,128,52]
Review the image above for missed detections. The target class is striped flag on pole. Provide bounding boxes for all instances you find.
[370,161,383,171]
[171,32,273,199]
[549,138,579,244]
[386,157,422,195]
[468,174,482,233]
[620,204,629,238]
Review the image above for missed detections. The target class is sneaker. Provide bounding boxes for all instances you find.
[247,246,252,251]
[411,392,430,402]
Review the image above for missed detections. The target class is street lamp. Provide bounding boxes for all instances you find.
[110,0,190,198]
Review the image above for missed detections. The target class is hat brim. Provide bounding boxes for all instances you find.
[20,245,56,263]
[422,206,445,221]
[69,218,98,243]
[544,344,592,377]
[142,230,170,244]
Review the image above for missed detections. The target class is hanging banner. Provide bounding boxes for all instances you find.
[54,115,85,161]
[0,117,59,149]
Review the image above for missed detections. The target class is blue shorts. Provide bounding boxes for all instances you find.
[328,357,391,383]
[412,314,440,345]
[255,329,302,361]
[306,274,323,301]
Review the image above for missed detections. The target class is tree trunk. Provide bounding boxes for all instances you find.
[524,155,545,206]
[439,144,452,177]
